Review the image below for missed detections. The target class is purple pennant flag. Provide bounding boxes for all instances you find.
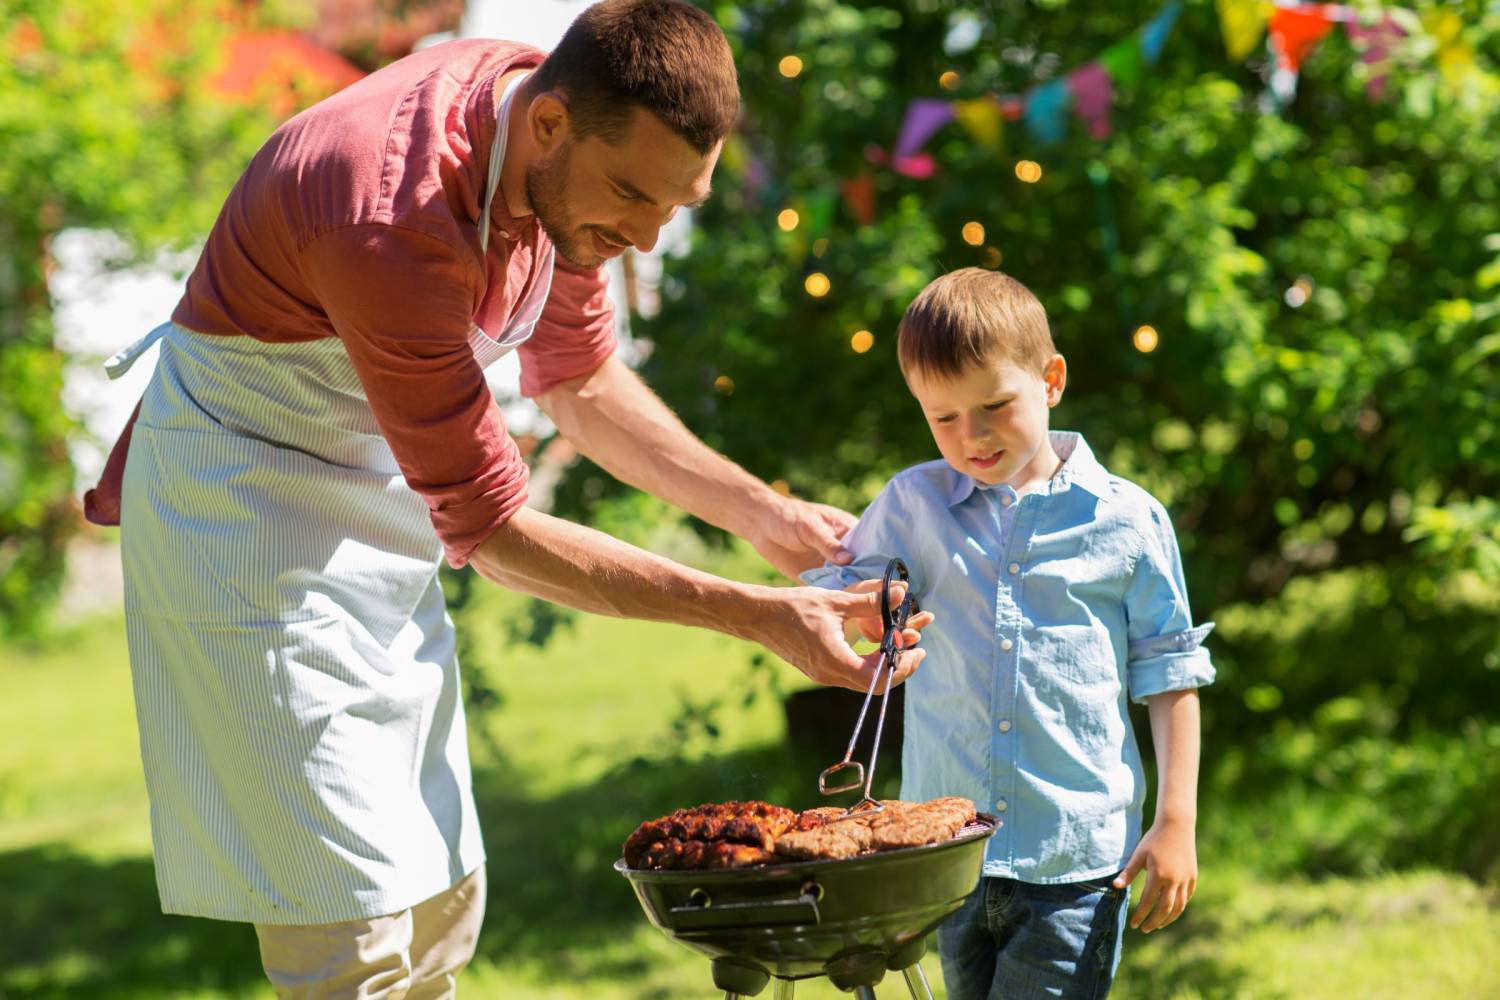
[894,99,956,159]
[1345,16,1407,100]
[1068,62,1115,139]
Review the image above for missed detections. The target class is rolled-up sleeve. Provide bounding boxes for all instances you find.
[1123,498,1215,703]
[801,479,928,595]
[517,255,617,397]
[302,224,529,568]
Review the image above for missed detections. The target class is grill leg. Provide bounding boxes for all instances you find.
[901,962,935,1000]
[773,978,795,999]
[852,987,878,1000]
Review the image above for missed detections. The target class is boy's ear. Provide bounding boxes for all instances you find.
[1044,354,1067,406]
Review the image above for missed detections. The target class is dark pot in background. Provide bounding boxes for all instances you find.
[782,684,904,779]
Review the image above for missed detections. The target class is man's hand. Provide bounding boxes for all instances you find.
[749,582,931,691]
[842,578,934,645]
[746,495,858,580]
[1112,817,1197,933]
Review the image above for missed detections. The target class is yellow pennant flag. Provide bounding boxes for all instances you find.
[1216,0,1272,62]
[1423,9,1476,82]
[953,97,1003,151]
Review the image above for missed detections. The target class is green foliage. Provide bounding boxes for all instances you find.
[0,0,278,635]
[556,0,1499,747]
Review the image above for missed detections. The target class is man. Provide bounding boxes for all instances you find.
[84,1,929,995]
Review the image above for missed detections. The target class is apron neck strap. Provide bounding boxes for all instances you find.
[480,71,531,257]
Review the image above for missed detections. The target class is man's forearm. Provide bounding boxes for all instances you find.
[1146,689,1201,825]
[470,506,770,637]
[535,357,776,535]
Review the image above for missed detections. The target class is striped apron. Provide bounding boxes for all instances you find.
[111,72,552,925]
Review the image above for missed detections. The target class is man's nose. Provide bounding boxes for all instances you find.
[621,219,662,254]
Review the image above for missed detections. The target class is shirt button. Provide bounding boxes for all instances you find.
[1008,562,1021,575]
[998,720,1012,733]
[1000,494,1014,507]
[1000,638,1014,651]
[995,799,1008,812]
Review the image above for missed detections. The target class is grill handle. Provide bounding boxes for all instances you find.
[669,886,822,931]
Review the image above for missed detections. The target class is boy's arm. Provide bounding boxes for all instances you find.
[1112,688,1201,932]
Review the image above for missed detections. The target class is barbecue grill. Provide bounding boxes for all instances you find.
[615,813,997,998]
[616,560,997,997]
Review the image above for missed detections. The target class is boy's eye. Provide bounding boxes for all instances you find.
[984,401,1009,411]
[934,415,956,425]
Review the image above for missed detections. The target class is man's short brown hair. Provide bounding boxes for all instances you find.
[897,268,1056,380]
[532,0,739,155]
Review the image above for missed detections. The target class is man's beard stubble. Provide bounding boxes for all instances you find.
[525,142,605,269]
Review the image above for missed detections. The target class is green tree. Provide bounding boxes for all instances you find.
[556,0,1499,745]
[0,0,313,634]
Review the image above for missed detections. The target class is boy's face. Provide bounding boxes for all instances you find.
[906,354,1067,490]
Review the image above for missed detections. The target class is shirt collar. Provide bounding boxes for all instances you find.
[946,431,1112,507]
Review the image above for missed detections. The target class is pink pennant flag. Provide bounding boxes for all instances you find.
[865,145,939,180]
[894,99,956,159]
[1068,62,1115,139]
[1344,16,1407,100]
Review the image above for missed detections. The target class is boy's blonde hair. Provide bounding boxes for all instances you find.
[897,268,1056,380]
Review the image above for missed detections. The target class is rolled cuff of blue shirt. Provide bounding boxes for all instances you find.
[1127,622,1216,703]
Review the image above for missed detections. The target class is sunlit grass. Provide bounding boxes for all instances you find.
[3,591,1497,999]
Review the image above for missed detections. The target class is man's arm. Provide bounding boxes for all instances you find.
[1113,688,1201,932]
[534,356,855,577]
[469,506,926,690]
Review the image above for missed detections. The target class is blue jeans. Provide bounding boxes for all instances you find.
[937,874,1129,1000]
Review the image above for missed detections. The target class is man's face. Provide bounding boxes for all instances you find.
[906,355,1067,490]
[526,105,719,268]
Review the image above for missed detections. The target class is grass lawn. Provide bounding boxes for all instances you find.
[3,581,1498,999]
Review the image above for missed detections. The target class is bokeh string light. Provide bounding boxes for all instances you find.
[777,208,799,231]
[851,329,875,353]
[1132,324,1159,353]
[1015,160,1043,183]
[962,221,985,246]
[778,55,803,78]
[804,272,831,297]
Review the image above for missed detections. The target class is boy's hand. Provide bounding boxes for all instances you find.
[843,578,935,646]
[1112,817,1197,933]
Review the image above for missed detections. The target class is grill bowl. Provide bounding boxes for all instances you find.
[615,815,996,983]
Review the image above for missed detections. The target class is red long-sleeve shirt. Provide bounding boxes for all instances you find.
[85,39,615,567]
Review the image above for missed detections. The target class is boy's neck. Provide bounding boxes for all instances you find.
[1005,435,1064,496]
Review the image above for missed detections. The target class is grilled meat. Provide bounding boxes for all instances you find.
[775,820,873,860]
[623,800,795,868]
[623,796,979,869]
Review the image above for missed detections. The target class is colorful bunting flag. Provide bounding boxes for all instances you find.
[1068,62,1115,139]
[1345,15,1407,99]
[840,172,876,226]
[1100,36,1144,86]
[953,96,1004,150]
[893,99,955,159]
[1215,0,1271,62]
[1269,6,1335,73]
[1139,2,1182,64]
[1022,79,1070,144]
[1422,9,1476,83]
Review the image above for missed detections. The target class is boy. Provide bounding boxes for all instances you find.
[803,268,1214,999]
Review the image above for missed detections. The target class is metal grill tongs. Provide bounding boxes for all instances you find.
[817,558,915,817]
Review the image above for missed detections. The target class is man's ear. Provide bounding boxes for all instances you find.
[1044,354,1067,406]
[528,91,571,152]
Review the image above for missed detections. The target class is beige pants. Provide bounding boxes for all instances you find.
[254,867,486,999]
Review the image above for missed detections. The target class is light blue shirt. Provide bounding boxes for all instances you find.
[803,432,1214,884]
